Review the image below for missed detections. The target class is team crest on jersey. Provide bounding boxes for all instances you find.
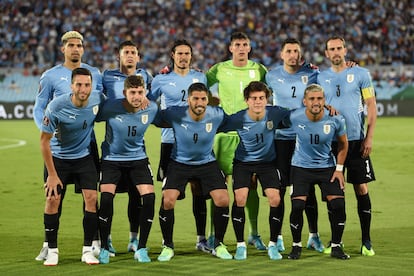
[347,74,354,83]
[301,75,308,84]
[323,124,331,134]
[249,70,256,79]
[93,105,99,115]
[206,123,213,133]
[192,78,199,83]
[266,120,274,130]
[141,114,148,124]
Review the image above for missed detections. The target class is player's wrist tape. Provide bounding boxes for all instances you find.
[336,164,344,171]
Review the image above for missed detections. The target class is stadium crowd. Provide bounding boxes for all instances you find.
[1,0,413,75]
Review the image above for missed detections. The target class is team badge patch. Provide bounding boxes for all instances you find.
[266,120,274,130]
[301,75,308,85]
[323,124,331,134]
[206,123,213,133]
[93,105,99,115]
[141,114,148,124]
[347,74,354,83]
[249,70,256,79]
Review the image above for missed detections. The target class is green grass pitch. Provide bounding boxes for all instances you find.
[0,117,413,275]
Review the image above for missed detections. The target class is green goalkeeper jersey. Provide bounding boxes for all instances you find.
[207,60,267,114]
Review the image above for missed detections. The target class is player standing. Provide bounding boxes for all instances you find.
[224,81,290,260]
[318,36,377,256]
[206,31,268,250]
[40,68,105,266]
[287,84,350,260]
[102,40,153,254]
[157,83,232,261]
[265,38,323,253]
[33,31,103,261]
[96,75,159,263]
[148,40,211,253]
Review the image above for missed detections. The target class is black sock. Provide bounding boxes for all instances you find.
[213,206,229,248]
[305,186,318,233]
[269,206,283,242]
[83,211,98,246]
[231,204,245,242]
[159,206,174,248]
[44,213,59,248]
[193,195,207,237]
[290,199,305,243]
[128,188,141,233]
[98,192,114,250]
[138,193,155,249]
[329,198,346,244]
[326,200,334,243]
[278,188,286,235]
[357,193,372,243]
[93,200,100,241]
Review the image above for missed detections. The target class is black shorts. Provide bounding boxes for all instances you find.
[163,160,226,200]
[90,139,100,175]
[44,154,98,193]
[233,160,282,193]
[290,166,344,199]
[100,159,153,188]
[332,140,376,185]
[157,143,173,181]
[275,139,295,186]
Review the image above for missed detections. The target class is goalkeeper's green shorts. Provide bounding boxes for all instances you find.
[213,132,239,176]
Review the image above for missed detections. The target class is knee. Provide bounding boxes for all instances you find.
[83,190,98,211]
[213,193,229,207]
[45,197,61,213]
[234,192,247,207]
[162,195,176,210]
[268,196,280,207]
[354,183,368,195]
[142,193,155,207]
[291,198,306,212]
[328,197,345,211]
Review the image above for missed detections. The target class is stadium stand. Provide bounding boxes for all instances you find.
[0,0,413,102]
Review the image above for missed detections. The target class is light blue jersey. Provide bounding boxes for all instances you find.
[34,63,103,129]
[41,92,105,159]
[266,64,319,140]
[223,106,290,162]
[102,68,153,99]
[96,100,160,161]
[148,70,207,143]
[318,66,375,141]
[161,105,227,165]
[290,108,347,168]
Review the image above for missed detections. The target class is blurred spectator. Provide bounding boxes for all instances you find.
[8,80,21,93]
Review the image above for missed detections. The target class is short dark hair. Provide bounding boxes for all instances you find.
[188,82,209,96]
[325,36,346,50]
[119,40,138,51]
[243,81,271,100]
[71,67,92,83]
[281,38,301,50]
[170,39,193,65]
[230,31,249,42]
[124,75,145,89]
